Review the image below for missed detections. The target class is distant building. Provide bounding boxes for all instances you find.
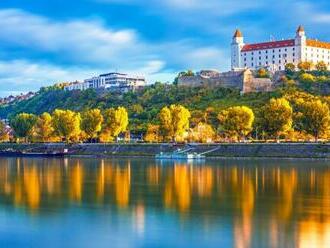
[231,25,330,71]
[64,72,146,92]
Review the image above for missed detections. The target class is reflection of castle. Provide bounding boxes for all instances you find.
[0,159,330,247]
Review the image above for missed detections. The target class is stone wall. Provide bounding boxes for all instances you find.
[178,69,274,94]
[2,143,330,158]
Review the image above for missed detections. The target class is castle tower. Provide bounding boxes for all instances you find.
[231,29,245,70]
[295,25,307,63]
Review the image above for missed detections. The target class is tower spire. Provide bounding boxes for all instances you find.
[233,29,243,38]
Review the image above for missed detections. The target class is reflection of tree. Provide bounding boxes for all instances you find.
[23,166,40,210]
[69,162,84,202]
[115,164,131,208]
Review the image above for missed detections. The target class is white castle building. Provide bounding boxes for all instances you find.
[231,26,330,71]
[65,72,146,92]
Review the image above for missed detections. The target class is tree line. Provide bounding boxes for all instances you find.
[8,107,128,143]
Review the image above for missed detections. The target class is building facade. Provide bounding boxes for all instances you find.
[64,72,146,92]
[231,26,330,71]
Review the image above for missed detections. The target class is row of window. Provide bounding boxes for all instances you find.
[243,47,295,56]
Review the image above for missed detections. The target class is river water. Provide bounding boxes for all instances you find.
[0,157,329,248]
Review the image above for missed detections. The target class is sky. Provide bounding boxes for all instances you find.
[0,0,330,96]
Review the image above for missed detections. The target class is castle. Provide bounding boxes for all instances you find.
[231,26,330,71]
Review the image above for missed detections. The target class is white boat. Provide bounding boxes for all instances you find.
[155,151,205,160]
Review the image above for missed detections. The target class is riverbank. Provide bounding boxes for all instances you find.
[1,143,330,159]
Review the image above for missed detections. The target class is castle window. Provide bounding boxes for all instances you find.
[259,56,261,60]
[252,57,254,60]
[279,66,282,70]
[266,50,268,54]
[279,54,281,58]
[259,62,261,66]
[293,59,295,62]
[273,49,275,53]
[279,49,281,52]
[273,61,275,64]
[259,51,261,54]
[279,60,281,64]
[266,56,268,59]
[293,53,295,56]
[252,63,254,66]
[273,55,275,59]
[293,48,295,51]
[285,48,287,52]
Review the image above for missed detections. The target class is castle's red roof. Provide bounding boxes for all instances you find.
[306,39,330,49]
[241,39,295,52]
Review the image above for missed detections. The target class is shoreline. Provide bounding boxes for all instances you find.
[1,142,330,159]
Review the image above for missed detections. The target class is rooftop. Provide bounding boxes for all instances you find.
[241,39,295,52]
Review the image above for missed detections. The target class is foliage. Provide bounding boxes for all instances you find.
[101,107,128,142]
[300,99,330,141]
[189,122,215,143]
[144,124,160,143]
[218,106,254,140]
[159,104,191,141]
[10,113,37,141]
[315,61,327,73]
[81,109,103,139]
[256,68,270,78]
[285,63,296,75]
[261,98,293,139]
[52,109,81,142]
[0,121,9,142]
[298,61,313,72]
[34,112,54,142]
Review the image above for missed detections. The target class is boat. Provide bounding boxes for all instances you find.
[155,146,221,160]
[155,148,205,160]
[0,148,69,157]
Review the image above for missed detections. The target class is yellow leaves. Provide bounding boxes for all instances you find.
[34,112,54,142]
[218,106,254,139]
[52,109,81,142]
[262,98,293,138]
[144,124,160,143]
[102,107,129,141]
[81,109,103,139]
[189,122,215,143]
[159,104,191,141]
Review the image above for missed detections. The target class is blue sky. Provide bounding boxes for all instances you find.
[0,0,330,96]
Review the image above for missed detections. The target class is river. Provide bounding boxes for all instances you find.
[0,157,329,247]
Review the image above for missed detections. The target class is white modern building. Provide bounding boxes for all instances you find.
[64,72,146,92]
[231,26,330,71]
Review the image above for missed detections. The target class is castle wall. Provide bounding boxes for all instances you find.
[178,70,274,94]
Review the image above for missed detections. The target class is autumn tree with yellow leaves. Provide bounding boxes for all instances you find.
[218,106,254,141]
[52,109,81,142]
[101,107,128,142]
[34,112,54,142]
[261,98,293,140]
[81,109,103,140]
[159,104,191,142]
[10,113,37,142]
[300,99,330,141]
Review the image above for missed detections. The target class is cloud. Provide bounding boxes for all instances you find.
[0,8,229,95]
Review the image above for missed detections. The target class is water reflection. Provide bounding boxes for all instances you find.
[0,158,330,247]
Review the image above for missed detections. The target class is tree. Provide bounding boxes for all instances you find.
[285,63,296,75]
[34,112,54,142]
[52,109,81,142]
[190,122,215,143]
[10,113,37,142]
[144,124,160,143]
[300,99,330,141]
[298,61,313,72]
[261,98,293,139]
[218,106,254,141]
[159,104,191,141]
[81,109,103,140]
[101,107,128,142]
[0,121,9,142]
[299,73,315,84]
[256,68,270,78]
[315,61,328,74]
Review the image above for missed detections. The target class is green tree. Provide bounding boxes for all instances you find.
[218,106,254,141]
[10,113,37,142]
[159,104,191,141]
[301,99,330,141]
[101,107,129,142]
[34,112,54,142]
[81,109,103,140]
[261,98,293,140]
[285,63,296,75]
[52,109,81,142]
